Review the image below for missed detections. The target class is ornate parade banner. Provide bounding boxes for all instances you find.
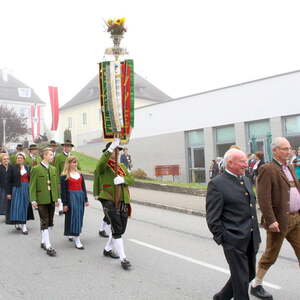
[99,18,135,143]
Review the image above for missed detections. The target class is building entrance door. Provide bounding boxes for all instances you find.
[188,147,206,183]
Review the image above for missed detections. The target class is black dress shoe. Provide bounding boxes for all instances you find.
[59,211,64,216]
[121,259,132,270]
[46,247,57,257]
[68,237,74,242]
[250,285,273,299]
[99,230,109,238]
[103,249,119,259]
[22,230,28,235]
[40,243,46,250]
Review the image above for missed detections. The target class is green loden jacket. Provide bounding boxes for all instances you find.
[25,154,42,167]
[93,151,134,203]
[54,152,81,176]
[29,164,59,204]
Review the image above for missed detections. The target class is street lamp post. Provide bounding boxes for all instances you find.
[2,119,6,147]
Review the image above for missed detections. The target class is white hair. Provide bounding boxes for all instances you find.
[223,148,246,168]
[271,137,289,150]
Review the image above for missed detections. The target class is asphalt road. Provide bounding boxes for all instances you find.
[0,195,299,300]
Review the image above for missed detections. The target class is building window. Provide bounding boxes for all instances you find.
[215,125,235,157]
[246,119,272,161]
[186,130,205,183]
[68,117,72,129]
[82,112,87,126]
[284,115,300,148]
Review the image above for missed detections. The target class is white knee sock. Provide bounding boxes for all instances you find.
[104,233,113,251]
[74,236,83,248]
[99,220,106,231]
[42,229,51,249]
[21,224,27,232]
[105,224,111,235]
[58,201,63,211]
[113,238,126,260]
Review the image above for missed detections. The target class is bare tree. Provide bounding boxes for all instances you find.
[0,105,29,143]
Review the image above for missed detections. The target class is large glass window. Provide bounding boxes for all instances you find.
[247,119,272,161]
[186,130,205,183]
[284,115,300,148]
[248,120,270,139]
[187,130,204,147]
[215,125,235,157]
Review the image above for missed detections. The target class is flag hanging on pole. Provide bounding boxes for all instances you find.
[48,86,59,131]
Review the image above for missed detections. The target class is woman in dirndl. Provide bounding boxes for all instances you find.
[6,153,34,234]
[60,156,89,249]
[0,153,11,218]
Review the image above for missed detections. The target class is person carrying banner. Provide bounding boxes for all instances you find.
[95,138,134,270]
[30,148,59,257]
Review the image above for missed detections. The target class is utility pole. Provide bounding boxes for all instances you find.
[2,119,6,147]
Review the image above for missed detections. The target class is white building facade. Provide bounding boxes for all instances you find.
[78,70,300,183]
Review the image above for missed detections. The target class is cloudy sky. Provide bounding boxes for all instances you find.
[1,0,300,112]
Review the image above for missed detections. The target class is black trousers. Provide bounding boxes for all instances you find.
[216,234,256,300]
[101,199,128,239]
[100,199,110,225]
[37,203,55,230]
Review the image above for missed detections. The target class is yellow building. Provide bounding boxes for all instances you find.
[59,73,171,146]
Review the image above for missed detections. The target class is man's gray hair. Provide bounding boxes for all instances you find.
[271,137,288,150]
[223,148,245,168]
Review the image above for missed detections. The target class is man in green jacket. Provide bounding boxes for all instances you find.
[48,140,58,166]
[30,148,59,257]
[94,138,134,270]
[54,140,80,215]
[25,144,42,167]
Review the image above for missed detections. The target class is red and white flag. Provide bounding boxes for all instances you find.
[48,86,59,131]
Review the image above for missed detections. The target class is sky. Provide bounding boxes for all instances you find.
[1,0,300,119]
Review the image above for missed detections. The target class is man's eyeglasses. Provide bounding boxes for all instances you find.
[278,147,292,152]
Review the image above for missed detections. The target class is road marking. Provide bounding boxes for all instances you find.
[128,239,281,290]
